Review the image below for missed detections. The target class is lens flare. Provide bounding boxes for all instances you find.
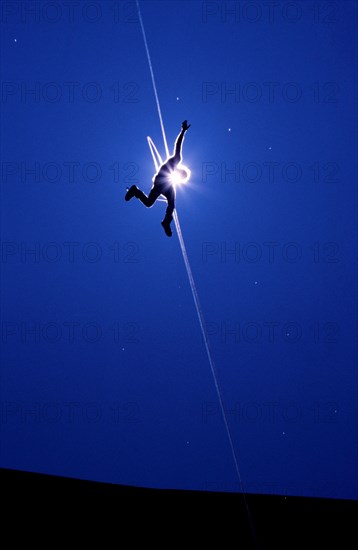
[170,165,191,186]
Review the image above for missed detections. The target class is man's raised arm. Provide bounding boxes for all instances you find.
[172,120,191,164]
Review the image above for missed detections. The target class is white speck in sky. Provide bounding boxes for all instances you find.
[269,146,272,150]
[14,38,17,42]
[228,128,231,132]
[176,97,179,101]
[122,347,125,351]
[254,281,258,285]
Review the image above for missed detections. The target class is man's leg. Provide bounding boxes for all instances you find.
[125,185,161,206]
[161,186,175,237]
[136,186,161,207]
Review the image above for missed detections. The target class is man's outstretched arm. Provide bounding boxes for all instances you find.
[173,120,191,164]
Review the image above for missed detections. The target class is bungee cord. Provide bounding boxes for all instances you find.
[135,2,258,546]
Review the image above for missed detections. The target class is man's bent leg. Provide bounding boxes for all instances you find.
[135,186,161,207]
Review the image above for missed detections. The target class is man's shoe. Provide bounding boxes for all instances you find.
[161,220,172,237]
[125,185,138,201]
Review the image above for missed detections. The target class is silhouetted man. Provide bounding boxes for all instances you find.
[125,120,191,237]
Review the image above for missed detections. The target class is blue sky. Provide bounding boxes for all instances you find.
[0,0,357,499]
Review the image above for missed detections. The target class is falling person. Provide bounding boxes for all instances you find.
[125,120,191,237]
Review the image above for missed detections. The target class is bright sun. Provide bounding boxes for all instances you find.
[170,165,191,186]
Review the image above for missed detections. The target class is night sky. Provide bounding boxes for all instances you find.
[1,0,357,500]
